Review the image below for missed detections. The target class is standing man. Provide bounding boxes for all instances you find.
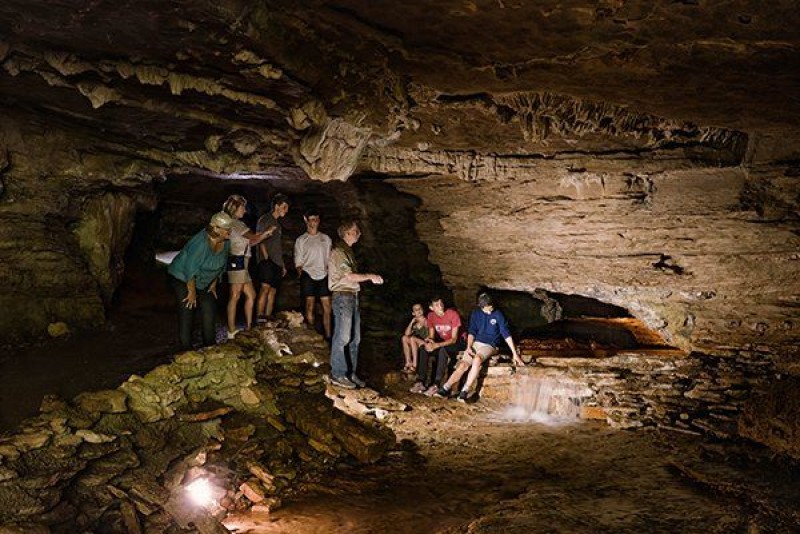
[294,207,333,338]
[328,220,383,389]
[410,297,465,395]
[256,193,290,322]
[437,292,525,402]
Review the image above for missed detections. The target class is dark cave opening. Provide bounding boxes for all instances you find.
[477,288,675,355]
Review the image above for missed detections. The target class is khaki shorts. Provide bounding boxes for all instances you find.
[227,256,252,285]
[458,341,497,365]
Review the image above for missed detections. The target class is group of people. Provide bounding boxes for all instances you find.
[403,293,525,402]
[165,191,521,402]
[166,193,383,390]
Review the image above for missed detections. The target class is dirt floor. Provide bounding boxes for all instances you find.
[227,374,798,534]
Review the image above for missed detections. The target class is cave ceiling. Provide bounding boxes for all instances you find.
[1,0,800,179]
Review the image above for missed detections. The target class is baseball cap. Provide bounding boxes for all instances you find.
[209,211,234,229]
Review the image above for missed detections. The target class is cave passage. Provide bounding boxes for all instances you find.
[1,2,799,531]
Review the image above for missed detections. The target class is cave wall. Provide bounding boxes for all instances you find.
[389,162,800,358]
[0,114,158,340]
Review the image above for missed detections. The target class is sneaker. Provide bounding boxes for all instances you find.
[349,374,367,388]
[434,387,451,398]
[457,390,469,403]
[330,376,357,389]
[409,382,425,393]
[423,385,439,397]
[226,329,241,340]
[256,315,268,325]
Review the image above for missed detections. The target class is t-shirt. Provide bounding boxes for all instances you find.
[426,309,462,342]
[328,244,359,292]
[228,219,251,257]
[294,232,332,281]
[168,229,230,290]
[468,308,511,348]
[256,213,283,267]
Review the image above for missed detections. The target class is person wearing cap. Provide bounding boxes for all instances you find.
[221,195,276,340]
[436,292,524,402]
[167,211,233,351]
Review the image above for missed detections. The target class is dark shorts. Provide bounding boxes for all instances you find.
[257,259,283,288]
[300,272,331,299]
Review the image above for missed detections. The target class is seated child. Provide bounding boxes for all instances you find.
[401,303,429,373]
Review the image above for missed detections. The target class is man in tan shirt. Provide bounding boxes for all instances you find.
[328,220,383,389]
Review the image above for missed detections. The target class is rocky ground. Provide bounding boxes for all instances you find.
[1,309,798,533]
[228,371,800,534]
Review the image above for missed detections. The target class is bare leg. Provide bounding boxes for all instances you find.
[256,283,271,317]
[242,282,256,329]
[320,296,332,339]
[410,337,424,370]
[227,283,243,333]
[462,357,484,393]
[401,335,413,368]
[304,296,316,328]
[443,360,470,391]
[265,287,277,317]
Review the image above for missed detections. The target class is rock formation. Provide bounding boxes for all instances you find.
[0,315,394,532]
[0,0,798,457]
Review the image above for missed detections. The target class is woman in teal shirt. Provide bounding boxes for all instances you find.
[167,211,233,350]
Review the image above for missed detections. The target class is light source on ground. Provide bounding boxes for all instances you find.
[185,478,216,508]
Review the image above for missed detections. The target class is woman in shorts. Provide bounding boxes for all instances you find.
[401,303,429,374]
[222,195,275,339]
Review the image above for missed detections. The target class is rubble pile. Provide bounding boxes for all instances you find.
[0,313,395,533]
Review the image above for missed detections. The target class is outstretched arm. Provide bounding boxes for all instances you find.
[343,273,383,284]
[246,225,276,246]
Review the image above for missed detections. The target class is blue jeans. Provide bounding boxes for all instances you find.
[331,293,360,378]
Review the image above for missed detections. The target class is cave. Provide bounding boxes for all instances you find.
[1,1,799,532]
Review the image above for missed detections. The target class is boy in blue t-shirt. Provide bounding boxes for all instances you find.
[436,293,524,402]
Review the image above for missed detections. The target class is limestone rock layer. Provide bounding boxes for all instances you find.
[0,0,798,426]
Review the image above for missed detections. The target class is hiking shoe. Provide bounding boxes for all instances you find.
[330,376,357,389]
[349,374,367,388]
[434,387,451,398]
[457,390,469,403]
[409,382,425,393]
[226,329,241,340]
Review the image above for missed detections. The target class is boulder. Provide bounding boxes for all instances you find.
[74,390,128,414]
